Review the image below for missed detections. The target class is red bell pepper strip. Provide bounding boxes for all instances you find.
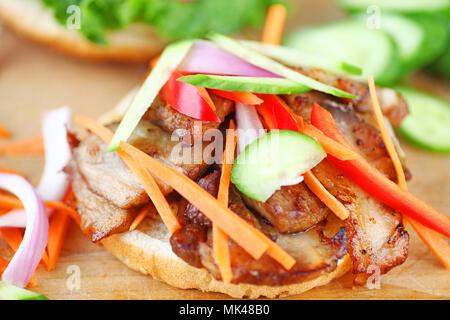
[311,102,450,238]
[255,94,298,131]
[160,71,220,122]
[209,89,263,105]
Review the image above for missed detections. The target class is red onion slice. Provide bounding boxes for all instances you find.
[235,103,266,155]
[178,40,281,78]
[0,107,72,228]
[0,174,49,288]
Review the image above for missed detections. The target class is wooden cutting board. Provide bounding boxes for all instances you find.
[0,2,449,299]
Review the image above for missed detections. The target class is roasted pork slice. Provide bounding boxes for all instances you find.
[291,67,409,126]
[143,94,234,144]
[241,183,330,233]
[171,178,347,286]
[286,98,409,284]
[171,215,347,286]
[71,168,138,242]
[75,120,212,209]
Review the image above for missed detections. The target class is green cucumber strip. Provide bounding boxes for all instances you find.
[107,40,194,152]
[396,86,450,153]
[284,21,402,85]
[208,32,356,99]
[177,74,311,94]
[231,130,326,202]
[0,281,48,300]
[337,0,450,12]
[239,40,362,76]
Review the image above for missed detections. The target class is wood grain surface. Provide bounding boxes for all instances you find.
[0,1,449,300]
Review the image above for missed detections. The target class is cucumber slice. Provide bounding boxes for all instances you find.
[396,86,450,153]
[410,14,449,66]
[239,40,362,76]
[430,49,450,79]
[366,14,425,72]
[0,281,48,300]
[284,21,402,85]
[177,74,311,94]
[207,32,356,99]
[107,40,194,152]
[337,0,450,13]
[231,130,326,202]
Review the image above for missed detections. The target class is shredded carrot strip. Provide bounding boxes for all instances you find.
[262,4,287,45]
[0,166,26,177]
[213,121,236,284]
[368,76,450,269]
[0,228,23,252]
[0,194,80,225]
[302,124,359,160]
[129,205,153,231]
[46,188,74,271]
[197,87,217,111]
[73,115,181,234]
[287,107,359,160]
[303,171,350,220]
[0,126,10,139]
[368,77,406,189]
[0,135,44,156]
[122,152,181,234]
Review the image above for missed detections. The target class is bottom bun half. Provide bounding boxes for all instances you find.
[102,218,352,299]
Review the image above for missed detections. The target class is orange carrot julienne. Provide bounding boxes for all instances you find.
[129,205,153,231]
[0,193,80,225]
[303,171,349,220]
[213,121,236,284]
[209,89,264,105]
[302,124,360,160]
[74,115,181,234]
[286,106,359,161]
[262,4,287,45]
[0,228,23,252]
[121,151,181,234]
[46,188,74,271]
[0,135,44,156]
[197,87,216,111]
[368,76,406,189]
[0,125,10,139]
[119,140,269,260]
[368,76,450,269]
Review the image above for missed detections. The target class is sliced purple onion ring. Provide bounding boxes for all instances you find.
[0,107,72,228]
[0,174,49,288]
[235,103,266,155]
[178,40,281,78]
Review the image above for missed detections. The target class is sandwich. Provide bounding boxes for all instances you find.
[0,0,275,62]
[65,33,448,299]
[1,6,449,300]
